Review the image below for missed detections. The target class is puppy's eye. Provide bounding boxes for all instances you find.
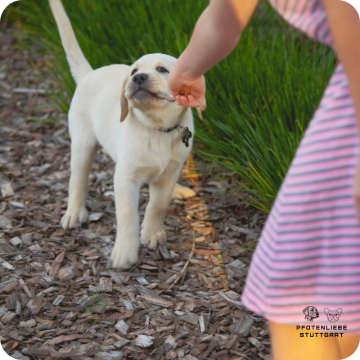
[131,69,138,76]
[157,67,168,73]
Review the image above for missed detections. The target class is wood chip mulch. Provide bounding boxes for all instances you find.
[0,25,271,360]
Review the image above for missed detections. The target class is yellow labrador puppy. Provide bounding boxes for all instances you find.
[49,0,204,269]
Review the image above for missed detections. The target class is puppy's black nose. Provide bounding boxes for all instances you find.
[132,73,148,85]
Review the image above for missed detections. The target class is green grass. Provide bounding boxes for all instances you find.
[4,0,336,212]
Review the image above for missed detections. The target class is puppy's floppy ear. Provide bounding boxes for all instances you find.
[196,97,207,121]
[324,308,330,315]
[120,77,129,123]
[337,308,342,315]
[303,307,309,316]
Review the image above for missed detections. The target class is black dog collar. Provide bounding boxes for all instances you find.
[155,125,192,148]
[156,124,180,133]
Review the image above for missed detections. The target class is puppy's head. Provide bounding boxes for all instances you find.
[303,306,319,321]
[324,308,342,322]
[120,53,206,124]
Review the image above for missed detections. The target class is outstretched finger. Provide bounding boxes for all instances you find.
[176,95,190,107]
[175,95,182,106]
[187,94,203,108]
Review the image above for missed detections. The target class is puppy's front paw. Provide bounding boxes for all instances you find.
[61,206,89,230]
[140,228,167,250]
[110,241,139,269]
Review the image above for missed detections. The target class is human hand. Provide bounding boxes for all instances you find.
[354,160,360,221]
[168,69,206,108]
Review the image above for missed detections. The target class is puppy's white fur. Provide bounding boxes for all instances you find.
[49,0,197,269]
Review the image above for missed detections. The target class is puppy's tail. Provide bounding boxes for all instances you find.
[49,0,93,84]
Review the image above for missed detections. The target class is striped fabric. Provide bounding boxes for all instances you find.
[270,0,333,46]
[242,0,360,333]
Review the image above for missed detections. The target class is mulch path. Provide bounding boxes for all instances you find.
[0,25,271,360]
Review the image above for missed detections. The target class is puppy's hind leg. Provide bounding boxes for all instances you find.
[61,127,98,230]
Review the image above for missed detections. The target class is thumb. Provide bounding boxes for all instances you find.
[168,71,187,96]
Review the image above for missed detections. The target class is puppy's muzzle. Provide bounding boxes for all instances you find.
[132,73,148,85]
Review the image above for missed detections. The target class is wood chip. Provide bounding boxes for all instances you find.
[199,314,205,333]
[6,293,17,310]
[136,276,149,285]
[158,243,174,259]
[19,279,33,298]
[2,311,17,323]
[113,337,131,348]
[229,225,253,234]
[109,270,123,285]
[8,329,24,341]
[248,337,265,350]
[52,295,65,306]
[11,352,30,360]
[0,215,12,229]
[29,243,41,252]
[27,347,50,357]
[21,233,32,246]
[232,314,254,337]
[13,87,46,94]
[168,230,196,290]
[199,335,213,343]
[164,274,178,286]
[180,355,198,360]
[219,290,244,309]
[123,300,134,310]
[99,277,113,292]
[48,334,89,346]
[225,259,246,277]
[135,335,154,348]
[115,320,128,336]
[0,258,14,270]
[19,318,36,327]
[157,325,175,333]
[0,182,14,197]
[184,300,197,312]
[49,250,66,278]
[94,351,123,360]
[135,285,174,308]
[178,312,198,326]
[15,300,22,316]
[10,236,22,246]
[78,294,103,311]
[164,335,177,350]
[3,280,18,292]
[89,212,104,221]
[9,201,26,209]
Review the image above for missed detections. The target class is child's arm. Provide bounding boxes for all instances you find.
[322,1,360,122]
[168,0,258,107]
[321,0,360,219]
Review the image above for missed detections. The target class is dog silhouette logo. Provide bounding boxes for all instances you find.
[324,308,342,322]
[303,306,319,322]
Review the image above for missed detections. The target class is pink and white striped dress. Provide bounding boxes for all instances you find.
[242,0,360,333]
